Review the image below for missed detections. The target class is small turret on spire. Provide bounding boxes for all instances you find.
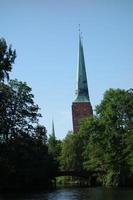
[78,24,81,35]
[52,120,55,138]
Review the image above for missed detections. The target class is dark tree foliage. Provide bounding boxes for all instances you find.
[0,79,57,190]
[35,124,47,144]
[0,135,55,190]
[0,38,58,191]
[48,133,62,175]
[0,79,41,141]
[0,38,16,82]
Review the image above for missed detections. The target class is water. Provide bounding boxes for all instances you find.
[0,187,133,200]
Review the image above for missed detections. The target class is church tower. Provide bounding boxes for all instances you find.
[72,34,93,133]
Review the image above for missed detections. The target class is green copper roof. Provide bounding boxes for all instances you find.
[74,35,90,103]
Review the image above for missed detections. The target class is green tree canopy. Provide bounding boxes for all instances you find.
[0,79,41,141]
[60,132,83,172]
[79,88,133,186]
[0,38,16,82]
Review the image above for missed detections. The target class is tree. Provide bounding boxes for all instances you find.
[79,117,104,170]
[0,133,55,190]
[79,88,133,186]
[35,124,47,144]
[0,38,58,190]
[97,89,133,186]
[96,88,133,133]
[48,134,62,174]
[60,132,83,172]
[0,79,41,141]
[0,38,16,82]
[0,78,58,190]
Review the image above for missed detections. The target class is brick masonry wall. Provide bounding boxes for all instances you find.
[72,102,93,133]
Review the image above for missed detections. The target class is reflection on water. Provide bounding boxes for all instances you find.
[0,187,133,200]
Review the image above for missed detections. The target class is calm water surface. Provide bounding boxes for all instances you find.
[0,187,133,200]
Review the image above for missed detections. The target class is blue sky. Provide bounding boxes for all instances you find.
[0,0,133,139]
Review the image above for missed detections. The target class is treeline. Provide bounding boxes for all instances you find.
[59,88,133,187]
[0,38,58,190]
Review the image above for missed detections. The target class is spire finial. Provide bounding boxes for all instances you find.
[78,24,83,41]
[78,24,81,35]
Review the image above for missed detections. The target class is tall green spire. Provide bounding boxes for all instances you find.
[74,34,90,103]
[52,120,55,138]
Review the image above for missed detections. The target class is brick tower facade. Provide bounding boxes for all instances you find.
[72,34,93,133]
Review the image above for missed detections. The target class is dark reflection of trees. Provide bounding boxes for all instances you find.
[0,188,133,200]
[0,191,49,200]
